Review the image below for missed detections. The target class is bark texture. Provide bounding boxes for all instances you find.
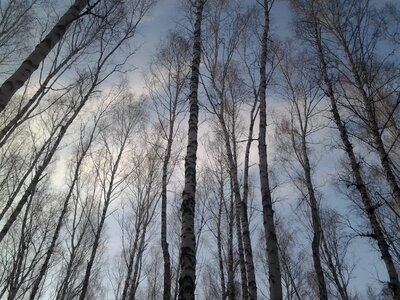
[178,1,205,298]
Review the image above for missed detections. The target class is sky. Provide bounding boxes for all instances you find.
[129,0,294,92]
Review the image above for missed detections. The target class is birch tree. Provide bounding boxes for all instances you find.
[257,1,283,298]
[290,0,400,296]
[178,0,206,298]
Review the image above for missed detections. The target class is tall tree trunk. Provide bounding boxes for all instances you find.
[257,1,283,299]
[7,196,32,300]
[313,19,400,299]
[178,1,205,298]
[241,77,259,300]
[0,0,90,112]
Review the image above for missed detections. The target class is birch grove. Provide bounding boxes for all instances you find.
[0,0,399,299]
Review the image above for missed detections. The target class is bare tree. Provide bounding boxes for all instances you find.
[290,0,400,296]
[146,31,191,300]
[78,94,145,300]
[28,102,108,300]
[276,46,328,299]
[0,6,106,148]
[200,2,261,297]
[117,131,162,300]
[0,0,155,244]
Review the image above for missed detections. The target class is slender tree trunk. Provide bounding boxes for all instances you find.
[161,117,175,300]
[216,196,226,300]
[241,78,259,300]
[7,196,32,300]
[57,215,90,300]
[121,226,141,300]
[257,1,283,299]
[314,20,400,298]
[227,193,235,300]
[127,224,148,300]
[0,0,90,112]
[232,175,249,300]
[300,134,328,299]
[78,196,108,300]
[178,0,205,298]
[29,175,78,300]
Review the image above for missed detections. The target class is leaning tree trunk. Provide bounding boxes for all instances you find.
[257,1,283,299]
[313,20,400,299]
[178,0,205,299]
[0,46,84,148]
[0,0,90,112]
